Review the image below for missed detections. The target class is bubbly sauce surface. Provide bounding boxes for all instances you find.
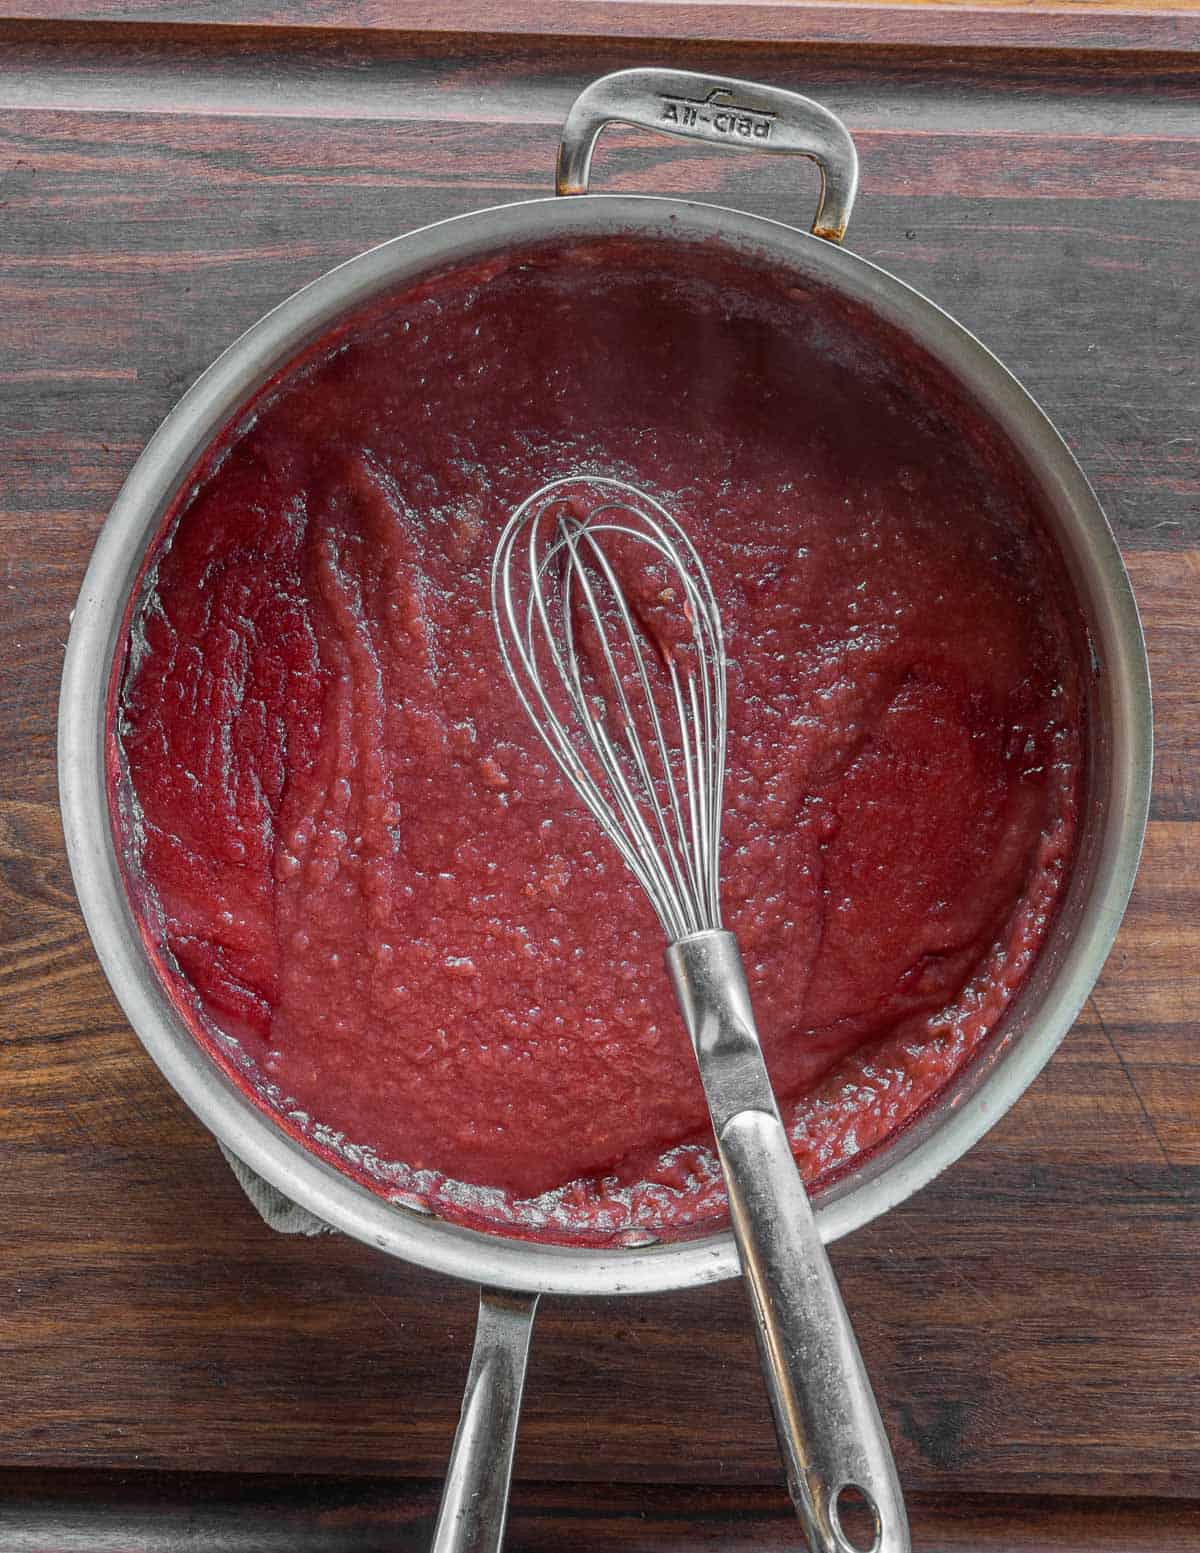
[115,239,1085,1243]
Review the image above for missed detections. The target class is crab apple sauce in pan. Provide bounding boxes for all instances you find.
[113,237,1085,1245]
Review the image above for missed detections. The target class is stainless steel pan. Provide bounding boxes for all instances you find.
[58,68,1152,1553]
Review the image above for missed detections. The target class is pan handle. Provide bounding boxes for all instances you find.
[430,1286,539,1553]
[556,67,858,243]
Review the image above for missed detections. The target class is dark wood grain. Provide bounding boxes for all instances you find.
[2,3,1200,52]
[1,9,1197,1546]
[3,1474,1200,1553]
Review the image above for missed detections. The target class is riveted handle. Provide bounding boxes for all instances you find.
[556,67,858,243]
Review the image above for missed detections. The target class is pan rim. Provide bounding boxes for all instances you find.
[58,191,1152,1296]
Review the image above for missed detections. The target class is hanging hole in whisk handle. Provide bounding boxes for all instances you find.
[835,1483,883,1552]
[555,66,859,243]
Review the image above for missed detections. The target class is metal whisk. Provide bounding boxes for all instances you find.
[493,475,725,941]
[492,475,909,1553]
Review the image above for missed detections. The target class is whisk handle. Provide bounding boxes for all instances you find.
[667,931,909,1553]
[719,1110,910,1553]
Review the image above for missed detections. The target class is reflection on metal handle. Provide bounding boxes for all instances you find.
[720,1113,910,1553]
[430,1287,539,1553]
[667,932,909,1553]
[556,66,858,242]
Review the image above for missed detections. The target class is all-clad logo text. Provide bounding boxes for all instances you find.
[658,87,776,141]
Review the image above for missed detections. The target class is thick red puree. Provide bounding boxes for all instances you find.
[115,238,1085,1244]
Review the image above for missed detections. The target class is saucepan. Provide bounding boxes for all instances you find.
[59,68,1151,1553]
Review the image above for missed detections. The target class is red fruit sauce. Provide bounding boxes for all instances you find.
[112,237,1086,1245]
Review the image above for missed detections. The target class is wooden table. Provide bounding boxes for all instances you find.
[2,5,1197,1548]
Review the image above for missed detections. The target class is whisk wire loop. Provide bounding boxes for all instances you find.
[558,518,701,929]
[491,476,727,944]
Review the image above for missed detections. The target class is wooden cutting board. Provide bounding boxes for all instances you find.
[1,5,1197,1548]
